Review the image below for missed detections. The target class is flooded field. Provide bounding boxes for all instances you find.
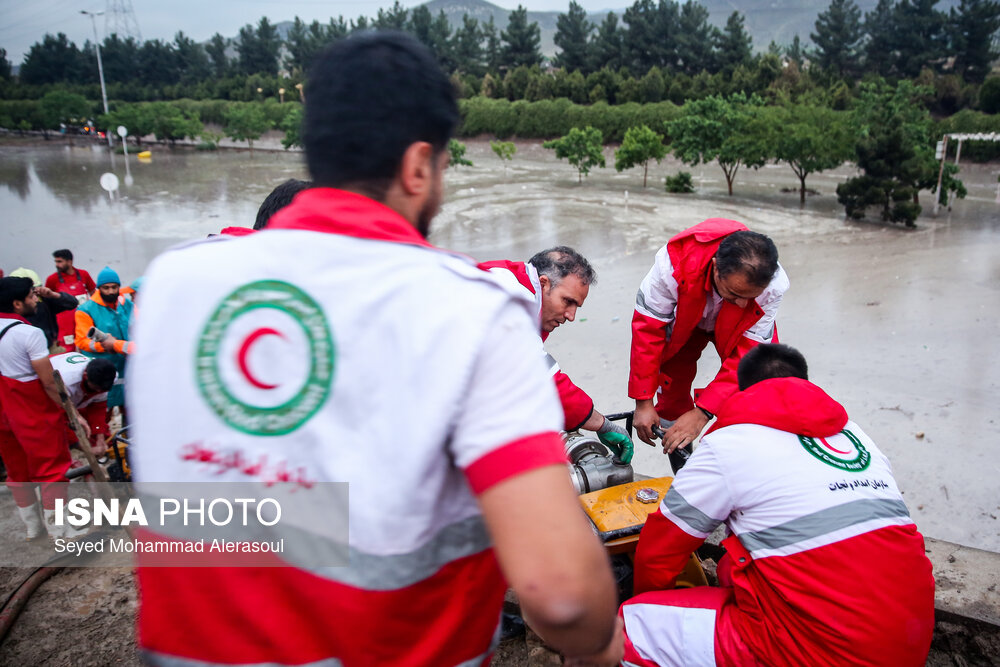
[1,136,998,552]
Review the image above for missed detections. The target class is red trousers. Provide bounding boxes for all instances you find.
[655,329,713,421]
[0,376,70,508]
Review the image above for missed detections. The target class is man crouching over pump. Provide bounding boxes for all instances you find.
[481,247,635,466]
[620,343,934,666]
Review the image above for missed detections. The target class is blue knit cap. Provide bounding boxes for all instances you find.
[96,266,121,286]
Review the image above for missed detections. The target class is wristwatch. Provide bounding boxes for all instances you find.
[698,406,714,420]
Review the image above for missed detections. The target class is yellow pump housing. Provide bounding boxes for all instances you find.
[580,477,708,588]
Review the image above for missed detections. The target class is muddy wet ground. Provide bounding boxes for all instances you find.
[0,135,998,664]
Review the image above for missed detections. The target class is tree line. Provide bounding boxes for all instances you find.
[2,0,999,110]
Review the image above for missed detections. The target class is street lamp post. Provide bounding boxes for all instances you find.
[81,9,112,149]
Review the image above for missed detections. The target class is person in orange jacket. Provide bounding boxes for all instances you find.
[75,267,133,408]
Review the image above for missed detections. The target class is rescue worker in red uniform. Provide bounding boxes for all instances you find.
[620,343,935,666]
[0,277,89,540]
[130,33,622,667]
[481,247,634,462]
[45,248,96,353]
[630,220,788,458]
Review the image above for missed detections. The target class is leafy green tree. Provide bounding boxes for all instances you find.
[374,1,409,29]
[892,0,948,77]
[20,33,86,85]
[454,15,485,74]
[501,6,543,69]
[224,104,273,155]
[237,17,281,76]
[428,10,456,72]
[449,139,473,167]
[979,76,1000,112]
[933,162,967,206]
[836,81,936,226]
[147,102,203,145]
[714,12,752,73]
[38,90,91,135]
[948,0,1000,83]
[490,140,517,175]
[667,92,767,195]
[285,17,338,74]
[504,66,534,101]
[206,33,231,79]
[863,0,896,76]
[554,1,594,73]
[543,126,605,183]
[101,103,154,146]
[483,17,503,72]
[764,104,852,203]
[676,1,716,75]
[138,39,180,87]
[623,0,679,72]
[0,48,11,81]
[640,67,666,102]
[174,32,211,84]
[811,0,864,78]
[615,124,667,186]
[97,34,140,84]
[589,12,625,72]
[785,35,806,67]
[280,105,303,149]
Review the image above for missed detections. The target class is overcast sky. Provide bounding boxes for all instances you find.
[1,0,623,66]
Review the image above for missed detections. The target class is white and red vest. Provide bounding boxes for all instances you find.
[479,259,595,431]
[632,377,935,666]
[129,188,567,667]
[629,219,789,414]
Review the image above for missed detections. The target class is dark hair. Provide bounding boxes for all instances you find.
[738,343,809,391]
[0,277,34,312]
[84,358,117,393]
[715,231,779,289]
[303,31,458,199]
[528,246,597,287]
[53,249,73,261]
[254,179,312,230]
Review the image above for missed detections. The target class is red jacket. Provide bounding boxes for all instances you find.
[629,219,784,415]
[633,378,934,666]
[45,268,95,297]
[479,260,595,431]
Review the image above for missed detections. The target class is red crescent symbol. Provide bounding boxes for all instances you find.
[237,327,285,390]
[819,436,852,455]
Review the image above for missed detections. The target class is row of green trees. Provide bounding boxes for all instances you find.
[5,0,1000,104]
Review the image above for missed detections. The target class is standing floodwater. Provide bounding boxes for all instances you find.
[2,138,998,552]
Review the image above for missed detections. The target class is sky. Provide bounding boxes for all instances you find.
[1,0,622,66]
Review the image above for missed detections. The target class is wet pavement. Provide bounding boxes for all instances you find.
[2,136,998,552]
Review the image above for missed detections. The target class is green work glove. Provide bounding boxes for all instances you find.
[597,417,634,464]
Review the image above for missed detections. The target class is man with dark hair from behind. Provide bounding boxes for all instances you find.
[130,32,621,667]
[481,246,634,463]
[630,220,789,464]
[253,178,311,230]
[620,343,935,666]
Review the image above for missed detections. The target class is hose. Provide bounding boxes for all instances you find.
[0,530,114,644]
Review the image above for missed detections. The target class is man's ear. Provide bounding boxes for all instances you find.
[398,141,434,197]
[538,274,551,292]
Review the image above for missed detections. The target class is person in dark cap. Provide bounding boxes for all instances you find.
[75,266,133,408]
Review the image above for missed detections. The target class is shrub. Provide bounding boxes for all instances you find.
[665,171,695,193]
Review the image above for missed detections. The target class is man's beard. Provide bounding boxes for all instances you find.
[21,301,37,316]
[57,265,69,273]
[101,290,119,304]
